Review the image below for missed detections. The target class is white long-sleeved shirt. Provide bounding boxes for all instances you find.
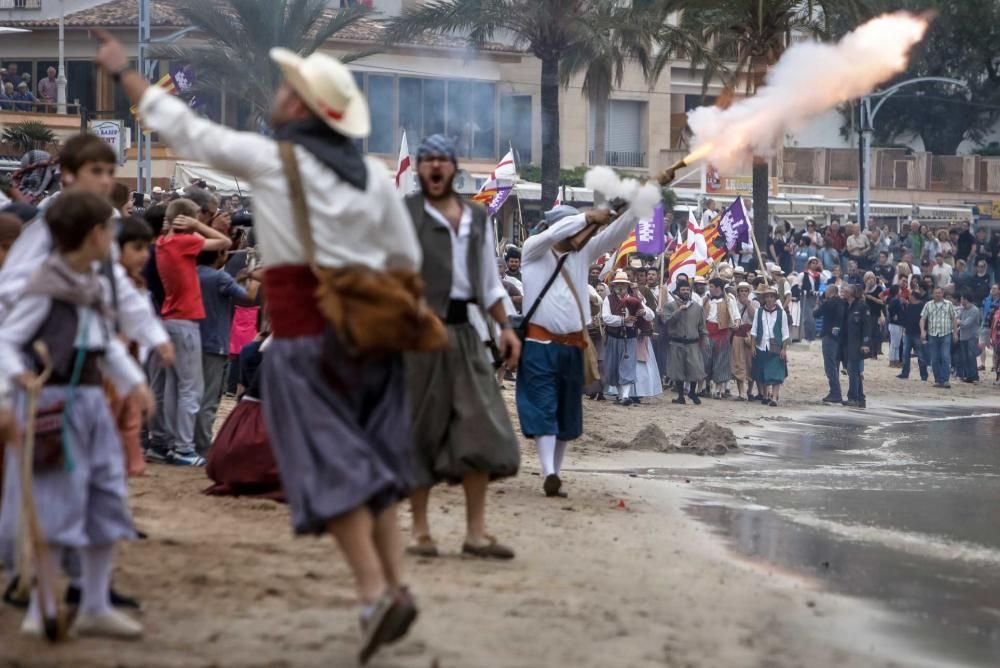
[600,295,654,328]
[0,294,145,395]
[422,201,505,308]
[138,86,420,272]
[521,210,637,335]
[705,294,742,327]
[0,213,169,349]
[749,307,791,351]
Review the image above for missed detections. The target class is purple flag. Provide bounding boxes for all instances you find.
[635,203,665,255]
[718,197,751,252]
[487,186,513,216]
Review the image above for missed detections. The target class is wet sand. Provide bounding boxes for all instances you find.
[1,343,995,667]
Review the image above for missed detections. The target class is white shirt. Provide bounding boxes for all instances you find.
[701,209,718,227]
[749,307,791,351]
[138,86,420,272]
[705,293,741,326]
[932,263,953,288]
[600,294,654,327]
[422,201,505,308]
[0,294,145,395]
[0,211,168,349]
[521,210,637,336]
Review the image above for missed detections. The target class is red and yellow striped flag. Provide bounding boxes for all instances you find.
[613,230,637,270]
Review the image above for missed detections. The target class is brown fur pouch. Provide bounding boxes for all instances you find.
[32,402,65,473]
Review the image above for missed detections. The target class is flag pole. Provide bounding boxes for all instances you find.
[744,196,771,286]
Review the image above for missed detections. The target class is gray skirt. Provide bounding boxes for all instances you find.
[261,335,414,536]
[0,386,134,565]
[406,323,519,488]
[603,336,638,386]
[666,342,706,383]
[706,335,733,383]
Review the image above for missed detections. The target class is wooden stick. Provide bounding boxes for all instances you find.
[15,342,66,642]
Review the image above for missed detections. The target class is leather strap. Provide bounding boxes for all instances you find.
[554,250,589,332]
[278,141,316,268]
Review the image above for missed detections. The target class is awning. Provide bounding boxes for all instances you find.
[173,161,252,196]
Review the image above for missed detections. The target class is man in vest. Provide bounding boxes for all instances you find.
[404,135,521,560]
[601,270,654,405]
[702,277,741,399]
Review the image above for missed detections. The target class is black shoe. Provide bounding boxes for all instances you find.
[2,576,28,609]
[629,397,642,405]
[698,389,710,398]
[896,374,908,379]
[586,393,597,400]
[615,399,632,407]
[672,396,686,405]
[688,393,702,406]
[595,393,606,401]
[821,395,842,403]
[66,585,143,611]
[543,474,567,498]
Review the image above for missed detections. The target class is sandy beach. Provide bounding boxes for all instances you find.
[1,342,991,667]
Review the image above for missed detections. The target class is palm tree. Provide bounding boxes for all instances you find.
[154,0,372,123]
[1,121,56,155]
[385,0,667,208]
[677,0,867,247]
[559,1,655,170]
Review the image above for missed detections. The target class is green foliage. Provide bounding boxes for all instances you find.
[974,142,1000,157]
[152,0,373,120]
[1,121,56,154]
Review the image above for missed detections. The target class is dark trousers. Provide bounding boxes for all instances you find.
[845,352,865,403]
[957,338,979,381]
[822,336,842,400]
[900,334,928,380]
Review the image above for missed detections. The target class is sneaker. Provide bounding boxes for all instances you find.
[168,451,206,467]
[71,609,143,640]
[143,447,170,464]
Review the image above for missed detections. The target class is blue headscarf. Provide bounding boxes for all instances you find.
[417,134,457,164]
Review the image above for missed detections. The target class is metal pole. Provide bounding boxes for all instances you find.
[860,97,872,232]
[137,0,151,194]
[56,0,67,114]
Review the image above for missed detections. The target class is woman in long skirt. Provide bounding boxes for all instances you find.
[750,284,791,406]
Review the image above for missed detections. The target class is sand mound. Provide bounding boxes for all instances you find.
[608,424,673,452]
[678,421,739,456]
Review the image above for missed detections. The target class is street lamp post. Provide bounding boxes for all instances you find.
[857,77,968,230]
[56,0,66,114]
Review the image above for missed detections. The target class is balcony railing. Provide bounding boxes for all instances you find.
[588,149,647,169]
[0,0,43,9]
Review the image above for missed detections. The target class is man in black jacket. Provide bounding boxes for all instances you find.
[813,284,846,403]
[898,289,929,381]
[842,284,873,408]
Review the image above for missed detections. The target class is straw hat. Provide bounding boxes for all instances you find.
[611,270,631,285]
[693,275,707,285]
[755,283,778,296]
[629,258,644,270]
[736,281,752,292]
[270,47,370,138]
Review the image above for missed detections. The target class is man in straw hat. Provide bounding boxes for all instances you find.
[731,281,757,401]
[95,31,421,660]
[660,275,707,405]
[601,269,654,406]
[402,135,520,561]
[750,283,791,406]
[517,203,639,498]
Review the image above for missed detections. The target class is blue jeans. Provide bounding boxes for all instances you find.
[845,353,865,403]
[900,334,927,380]
[822,336,842,399]
[958,338,979,382]
[162,320,205,454]
[927,334,952,386]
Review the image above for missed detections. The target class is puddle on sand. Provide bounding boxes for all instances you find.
[668,408,1000,667]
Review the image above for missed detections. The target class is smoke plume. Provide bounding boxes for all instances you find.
[584,166,662,220]
[686,12,930,170]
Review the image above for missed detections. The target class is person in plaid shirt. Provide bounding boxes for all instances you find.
[920,287,959,388]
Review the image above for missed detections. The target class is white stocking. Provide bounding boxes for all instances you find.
[618,385,631,401]
[554,440,569,474]
[80,544,114,616]
[535,435,556,478]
